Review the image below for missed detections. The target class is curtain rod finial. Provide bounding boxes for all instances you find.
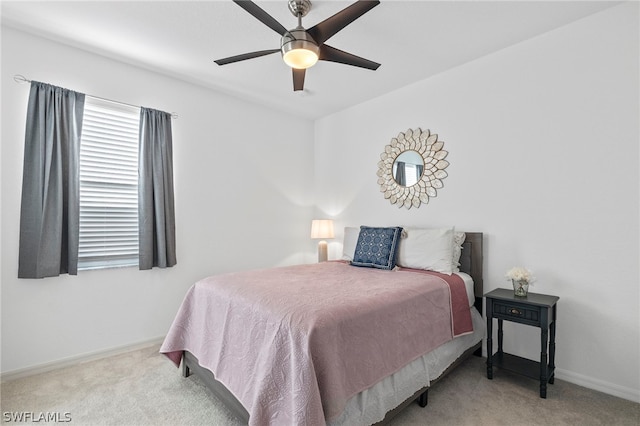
[13,74,30,84]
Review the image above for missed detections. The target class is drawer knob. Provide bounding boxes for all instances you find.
[509,308,521,315]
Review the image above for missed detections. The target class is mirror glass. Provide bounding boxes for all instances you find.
[393,150,424,187]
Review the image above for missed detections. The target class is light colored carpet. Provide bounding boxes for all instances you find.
[1,343,638,425]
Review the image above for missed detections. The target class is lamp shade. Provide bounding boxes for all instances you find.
[310,219,334,239]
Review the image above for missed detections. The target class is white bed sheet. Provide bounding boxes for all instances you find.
[329,307,485,426]
[456,271,475,307]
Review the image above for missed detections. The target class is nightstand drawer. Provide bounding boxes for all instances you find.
[492,300,540,326]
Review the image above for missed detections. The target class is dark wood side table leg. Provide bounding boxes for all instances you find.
[497,318,504,356]
[548,306,557,384]
[486,301,493,379]
[540,308,549,398]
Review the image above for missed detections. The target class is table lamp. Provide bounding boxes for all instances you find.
[310,219,334,262]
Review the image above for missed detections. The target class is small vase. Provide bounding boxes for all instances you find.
[512,279,529,297]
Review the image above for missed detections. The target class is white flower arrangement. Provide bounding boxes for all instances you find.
[505,266,535,284]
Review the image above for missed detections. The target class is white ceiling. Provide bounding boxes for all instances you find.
[1,0,620,120]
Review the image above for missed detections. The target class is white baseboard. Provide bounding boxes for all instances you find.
[556,367,640,403]
[1,337,165,382]
[3,339,639,405]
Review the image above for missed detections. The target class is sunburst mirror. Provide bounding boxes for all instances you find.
[377,128,449,209]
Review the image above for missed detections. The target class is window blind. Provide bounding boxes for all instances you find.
[78,96,140,270]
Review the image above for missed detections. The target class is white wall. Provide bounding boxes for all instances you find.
[315,2,639,402]
[2,2,638,403]
[1,28,316,374]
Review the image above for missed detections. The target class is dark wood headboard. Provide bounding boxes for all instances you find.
[458,232,483,313]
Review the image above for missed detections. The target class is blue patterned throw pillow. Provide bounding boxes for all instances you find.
[351,226,403,270]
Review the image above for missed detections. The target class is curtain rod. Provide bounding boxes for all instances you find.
[13,75,178,119]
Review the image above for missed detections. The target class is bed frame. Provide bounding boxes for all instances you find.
[182,232,484,425]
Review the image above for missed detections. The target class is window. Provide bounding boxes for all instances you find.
[18,80,175,278]
[401,163,419,187]
[78,97,140,270]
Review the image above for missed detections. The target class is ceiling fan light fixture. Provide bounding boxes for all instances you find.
[282,44,319,69]
[281,30,319,69]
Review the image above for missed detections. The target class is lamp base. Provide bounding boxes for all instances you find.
[317,240,328,263]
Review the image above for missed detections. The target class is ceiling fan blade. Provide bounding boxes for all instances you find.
[214,49,280,65]
[307,0,380,45]
[233,0,288,36]
[319,44,380,70]
[293,68,306,91]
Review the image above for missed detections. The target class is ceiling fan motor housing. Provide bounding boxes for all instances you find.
[281,29,320,69]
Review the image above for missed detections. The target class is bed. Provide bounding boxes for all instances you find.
[161,229,484,425]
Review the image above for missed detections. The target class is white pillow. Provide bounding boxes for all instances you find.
[452,231,466,272]
[396,227,455,274]
[341,227,360,261]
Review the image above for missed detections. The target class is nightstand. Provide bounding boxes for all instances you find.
[485,288,559,398]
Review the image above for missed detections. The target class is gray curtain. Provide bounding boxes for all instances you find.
[394,161,406,186]
[18,82,85,278]
[416,164,424,182]
[138,107,177,269]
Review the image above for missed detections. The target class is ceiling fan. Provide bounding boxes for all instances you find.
[214,0,381,91]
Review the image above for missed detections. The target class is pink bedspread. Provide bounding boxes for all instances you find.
[160,262,473,426]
